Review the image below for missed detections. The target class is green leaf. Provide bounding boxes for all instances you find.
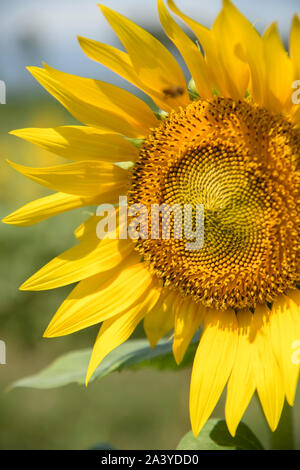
[177,419,264,450]
[10,335,199,390]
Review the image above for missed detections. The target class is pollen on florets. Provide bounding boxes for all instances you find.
[128,97,300,310]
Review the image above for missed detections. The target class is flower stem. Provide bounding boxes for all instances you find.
[270,402,295,450]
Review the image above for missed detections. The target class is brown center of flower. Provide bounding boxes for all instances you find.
[128,97,300,310]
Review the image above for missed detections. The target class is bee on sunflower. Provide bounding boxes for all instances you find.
[3,0,300,439]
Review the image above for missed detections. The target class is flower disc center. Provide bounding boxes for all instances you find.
[129,97,300,309]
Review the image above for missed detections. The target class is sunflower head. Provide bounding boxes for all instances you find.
[129,97,300,310]
[3,0,300,441]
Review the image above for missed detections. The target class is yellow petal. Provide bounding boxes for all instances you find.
[253,304,285,431]
[211,5,250,99]
[44,63,157,132]
[143,289,176,348]
[263,23,294,113]
[74,214,99,241]
[78,37,137,84]
[74,207,122,241]
[158,0,212,98]
[44,254,155,337]
[86,283,161,384]
[167,0,226,96]
[167,0,212,52]
[20,237,133,291]
[190,308,238,436]
[2,192,96,227]
[28,65,156,137]
[173,299,204,365]
[78,38,187,114]
[7,160,128,196]
[270,295,300,405]
[10,127,138,162]
[98,5,189,111]
[290,14,300,80]
[287,288,300,306]
[221,0,265,105]
[225,309,256,437]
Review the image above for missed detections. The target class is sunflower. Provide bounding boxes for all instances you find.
[3,0,300,438]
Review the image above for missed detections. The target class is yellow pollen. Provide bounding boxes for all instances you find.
[128,97,300,310]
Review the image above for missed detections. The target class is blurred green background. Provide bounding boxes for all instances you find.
[0,0,299,450]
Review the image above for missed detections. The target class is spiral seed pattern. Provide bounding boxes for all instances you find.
[129,97,300,309]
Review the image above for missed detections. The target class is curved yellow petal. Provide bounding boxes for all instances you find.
[44,254,155,337]
[10,127,138,162]
[158,0,212,98]
[270,295,300,405]
[167,0,212,52]
[78,38,187,113]
[167,0,226,96]
[98,5,189,111]
[74,207,122,241]
[171,0,251,99]
[173,299,204,365]
[143,289,176,348]
[290,16,300,124]
[78,37,137,84]
[20,237,133,291]
[263,23,294,113]
[190,308,238,436]
[287,288,300,305]
[221,0,265,105]
[253,305,285,431]
[7,160,128,196]
[2,192,96,227]
[290,14,300,80]
[28,65,157,137]
[86,283,161,385]
[74,214,100,241]
[211,5,250,99]
[225,309,256,437]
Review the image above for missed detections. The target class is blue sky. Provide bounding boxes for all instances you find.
[1,0,300,95]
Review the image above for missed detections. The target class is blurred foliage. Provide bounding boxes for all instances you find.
[177,419,264,450]
[10,337,199,390]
